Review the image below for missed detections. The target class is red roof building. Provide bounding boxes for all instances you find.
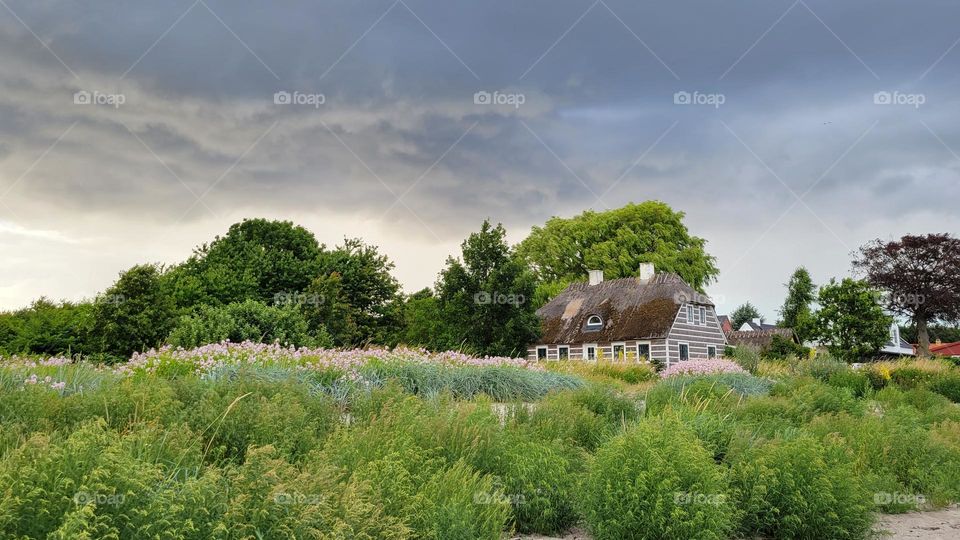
[929,341,960,357]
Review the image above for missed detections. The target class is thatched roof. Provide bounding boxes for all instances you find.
[536,273,705,344]
[726,328,797,348]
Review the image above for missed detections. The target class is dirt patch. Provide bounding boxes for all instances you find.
[511,528,590,540]
[513,507,960,540]
[874,506,960,539]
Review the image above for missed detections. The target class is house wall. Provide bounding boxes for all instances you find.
[526,338,669,364]
[664,303,728,367]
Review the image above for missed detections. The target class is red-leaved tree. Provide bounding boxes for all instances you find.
[853,234,960,356]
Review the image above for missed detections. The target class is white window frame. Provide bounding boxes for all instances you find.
[707,345,717,359]
[686,305,694,323]
[586,315,603,328]
[678,341,690,362]
[612,341,626,361]
[536,346,548,361]
[583,343,598,362]
[699,306,707,326]
[557,345,570,360]
[636,340,651,362]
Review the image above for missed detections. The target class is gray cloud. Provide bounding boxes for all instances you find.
[1,0,960,317]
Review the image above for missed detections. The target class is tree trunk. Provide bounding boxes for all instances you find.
[916,316,930,357]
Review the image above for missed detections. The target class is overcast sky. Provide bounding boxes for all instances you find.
[1,0,959,319]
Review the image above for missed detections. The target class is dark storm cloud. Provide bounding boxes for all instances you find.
[2,0,960,313]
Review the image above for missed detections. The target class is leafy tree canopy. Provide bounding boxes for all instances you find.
[778,266,816,341]
[854,233,960,355]
[165,218,324,308]
[436,220,541,357]
[810,278,891,362]
[515,201,719,293]
[92,264,177,361]
[315,238,403,346]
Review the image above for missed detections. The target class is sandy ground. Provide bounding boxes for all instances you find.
[874,506,960,539]
[513,507,960,539]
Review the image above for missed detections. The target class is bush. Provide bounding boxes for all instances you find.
[796,355,849,382]
[808,412,960,511]
[497,440,579,534]
[729,434,873,539]
[730,345,760,373]
[763,334,809,360]
[581,416,735,540]
[167,299,319,348]
[587,362,657,384]
[929,371,960,402]
[828,369,872,398]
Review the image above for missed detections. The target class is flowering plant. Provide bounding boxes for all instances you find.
[660,359,746,378]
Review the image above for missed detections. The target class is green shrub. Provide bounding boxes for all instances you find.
[772,378,864,419]
[526,394,611,450]
[729,434,873,539]
[588,362,657,384]
[497,440,579,534]
[581,416,735,540]
[796,355,849,382]
[808,411,960,511]
[167,299,318,348]
[730,345,760,373]
[929,371,960,402]
[890,366,931,389]
[828,369,872,398]
[413,461,511,540]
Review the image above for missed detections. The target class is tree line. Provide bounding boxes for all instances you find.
[0,201,719,361]
[730,233,960,361]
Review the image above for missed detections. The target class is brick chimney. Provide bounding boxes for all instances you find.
[638,262,655,282]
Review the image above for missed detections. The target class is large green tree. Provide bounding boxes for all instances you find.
[92,264,177,360]
[165,218,324,308]
[436,220,540,357]
[810,278,891,362]
[314,238,403,346]
[515,201,719,294]
[778,267,816,341]
[854,234,960,356]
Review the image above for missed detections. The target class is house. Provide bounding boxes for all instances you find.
[718,315,733,334]
[726,327,799,349]
[738,318,779,332]
[879,323,914,357]
[929,340,960,358]
[527,264,727,367]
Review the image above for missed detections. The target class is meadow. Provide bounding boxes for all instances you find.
[1,344,959,539]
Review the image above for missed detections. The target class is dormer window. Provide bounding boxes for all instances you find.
[586,315,603,330]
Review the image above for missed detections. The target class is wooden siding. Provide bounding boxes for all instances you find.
[527,338,668,364]
[664,303,728,367]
